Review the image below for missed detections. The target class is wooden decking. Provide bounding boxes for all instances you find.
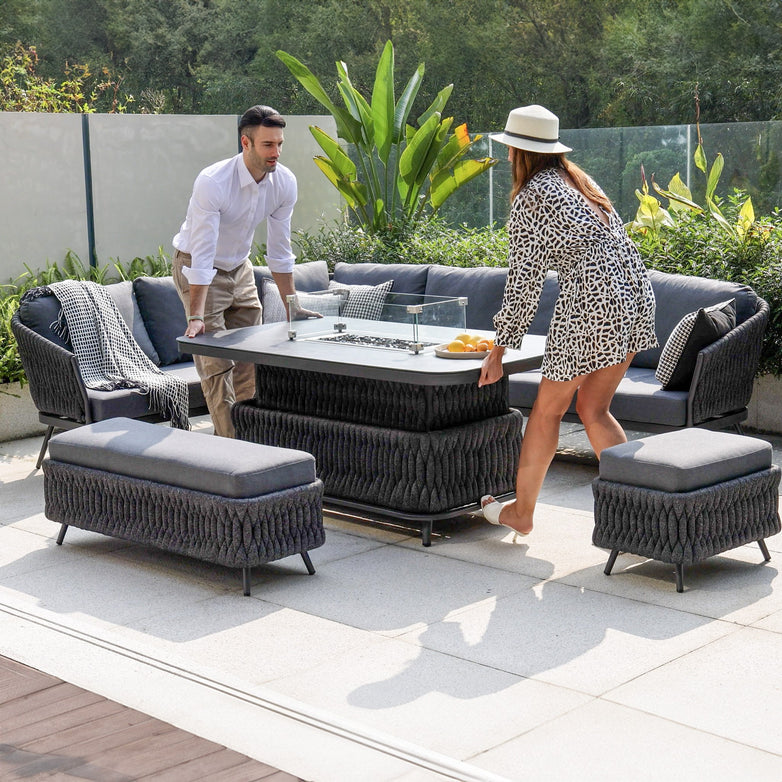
[0,655,305,781]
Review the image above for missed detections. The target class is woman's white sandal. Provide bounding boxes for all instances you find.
[480,495,528,542]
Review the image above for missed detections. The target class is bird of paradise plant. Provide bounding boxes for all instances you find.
[277,41,497,234]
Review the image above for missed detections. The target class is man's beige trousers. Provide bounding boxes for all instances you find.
[173,250,262,437]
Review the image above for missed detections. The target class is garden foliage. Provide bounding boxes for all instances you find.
[277,41,496,234]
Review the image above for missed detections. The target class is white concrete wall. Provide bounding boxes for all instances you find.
[0,113,90,275]
[0,112,342,281]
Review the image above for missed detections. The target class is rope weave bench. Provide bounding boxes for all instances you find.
[43,418,325,595]
[592,429,780,592]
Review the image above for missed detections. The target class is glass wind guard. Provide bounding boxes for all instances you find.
[286,290,468,353]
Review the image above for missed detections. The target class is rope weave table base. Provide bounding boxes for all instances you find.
[233,401,524,545]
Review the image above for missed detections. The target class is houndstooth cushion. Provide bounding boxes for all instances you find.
[328,279,394,320]
[655,299,736,391]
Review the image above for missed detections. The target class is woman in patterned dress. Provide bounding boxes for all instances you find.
[479,105,657,537]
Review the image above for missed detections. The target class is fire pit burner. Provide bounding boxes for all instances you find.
[315,333,439,352]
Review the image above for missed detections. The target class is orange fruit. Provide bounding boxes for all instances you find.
[447,340,466,352]
[476,340,490,352]
[463,343,477,352]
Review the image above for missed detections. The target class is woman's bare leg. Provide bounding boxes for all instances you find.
[494,376,581,534]
[575,353,635,458]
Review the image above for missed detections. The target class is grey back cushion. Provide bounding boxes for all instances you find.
[333,262,430,295]
[527,272,560,336]
[632,270,758,368]
[252,260,330,298]
[424,265,508,331]
[17,289,73,351]
[104,281,160,364]
[132,276,188,366]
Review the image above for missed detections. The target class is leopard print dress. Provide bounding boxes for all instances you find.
[494,168,657,381]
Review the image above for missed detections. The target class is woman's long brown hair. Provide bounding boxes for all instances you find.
[509,148,613,213]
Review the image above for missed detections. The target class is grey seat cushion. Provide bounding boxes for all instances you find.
[599,429,772,492]
[509,366,690,428]
[48,417,317,499]
[86,363,205,421]
[333,262,430,295]
[104,280,161,364]
[132,276,188,366]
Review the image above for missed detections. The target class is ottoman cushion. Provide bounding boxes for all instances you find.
[48,418,316,499]
[599,429,772,493]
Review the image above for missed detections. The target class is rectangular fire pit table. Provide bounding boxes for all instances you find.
[180,317,544,545]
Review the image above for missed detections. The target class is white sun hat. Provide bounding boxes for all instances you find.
[490,104,572,154]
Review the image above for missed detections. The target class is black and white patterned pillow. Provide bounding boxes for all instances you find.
[655,299,736,391]
[328,279,394,320]
[262,279,345,321]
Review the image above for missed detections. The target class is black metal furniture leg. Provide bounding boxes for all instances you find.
[301,551,316,575]
[36,426,54,470]
[675,563,684,593]
[56,523,68,545]
[421,521,432,547]
[242,567,251,596]
[758,539,771,561]
[604,549,619,575]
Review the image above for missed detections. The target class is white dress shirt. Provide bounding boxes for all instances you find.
[173,153,297,286]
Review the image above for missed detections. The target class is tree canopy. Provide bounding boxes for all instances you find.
[1,0,780,127]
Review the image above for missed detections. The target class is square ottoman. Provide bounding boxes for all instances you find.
[592,429,780,592]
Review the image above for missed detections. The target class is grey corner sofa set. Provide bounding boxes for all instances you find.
[13,258,768,452]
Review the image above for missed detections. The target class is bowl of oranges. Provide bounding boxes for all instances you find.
[434,333,495,359]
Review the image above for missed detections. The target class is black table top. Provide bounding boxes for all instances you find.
[178,318,545,386]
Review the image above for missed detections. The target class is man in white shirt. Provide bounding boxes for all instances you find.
[172,104,305,437]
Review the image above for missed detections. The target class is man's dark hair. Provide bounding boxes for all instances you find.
[238,105,286,137]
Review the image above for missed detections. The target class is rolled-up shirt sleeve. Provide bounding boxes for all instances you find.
[493,190,553,349]
[265,172,297,274]
[181,174,220,285]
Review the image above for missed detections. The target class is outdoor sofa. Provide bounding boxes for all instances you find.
[13,258,768,469]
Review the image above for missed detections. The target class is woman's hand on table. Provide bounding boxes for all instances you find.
[478,345,506,387]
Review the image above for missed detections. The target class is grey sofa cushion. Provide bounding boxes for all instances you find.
[527,272,560,336]
[48,417,317,499]
[260,277,289,323]
[599,429,772,492]
[632,270,758,369]
[333,262,429,295]
[104,280,161,365]
[509,366,690,428]
[252,260,330,296]
[86,363,205,422]
[132,276,188,366]
[424,265,507,331]
[17,289,73,351]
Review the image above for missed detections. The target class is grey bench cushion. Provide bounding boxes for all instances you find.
[599,429,772,492]
[48,417,316,499]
